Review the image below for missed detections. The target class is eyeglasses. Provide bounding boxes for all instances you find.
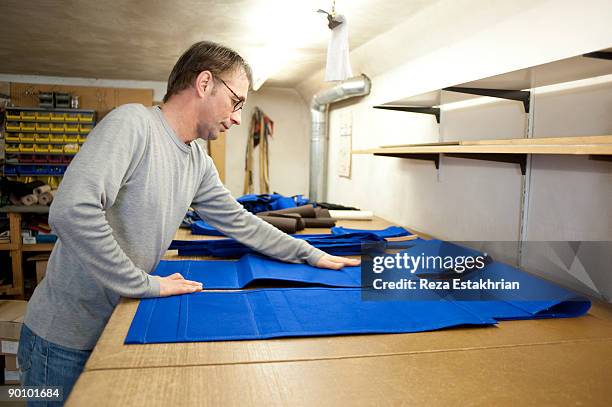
[217,77,245,112]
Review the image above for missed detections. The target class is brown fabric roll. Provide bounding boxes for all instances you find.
[303,217,337,228]
[260,213,305,231]
[257,215,298,233]
[259,204,316,218]
[264,213,301,219]
[314,207,331,218]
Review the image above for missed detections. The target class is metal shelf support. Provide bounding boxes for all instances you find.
[373,106,441,123]
[443,87,531,113]
[374,153,440,169]
[444,153,528,175]
[582,51,612,61]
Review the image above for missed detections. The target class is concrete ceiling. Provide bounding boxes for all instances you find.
[0,0,434,88]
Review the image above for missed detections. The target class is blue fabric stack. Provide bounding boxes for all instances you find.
[170,226,415,257]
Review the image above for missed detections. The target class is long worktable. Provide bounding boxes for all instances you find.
[67,218,612,406]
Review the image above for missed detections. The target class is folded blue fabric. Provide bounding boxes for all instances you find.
[170,232,398,257]
[188,194,311,235]
[154,254,362,289]
[331,226,411,238]
[237,193,309,214]
[191,224,415,238]
[191,220,225,236]
[125,288,497,344]
[128,238,592,344]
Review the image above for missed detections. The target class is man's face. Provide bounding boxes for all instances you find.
[196,68,249,140]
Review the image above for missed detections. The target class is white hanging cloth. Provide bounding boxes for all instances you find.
[325,14,353,81]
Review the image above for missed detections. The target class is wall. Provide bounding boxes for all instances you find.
[301,0,612,300]
[224,87,311,198]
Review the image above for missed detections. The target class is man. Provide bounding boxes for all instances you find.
[18,41,359,402]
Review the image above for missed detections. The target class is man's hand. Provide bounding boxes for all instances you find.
[157,273,203,296]
[315,254,361,270]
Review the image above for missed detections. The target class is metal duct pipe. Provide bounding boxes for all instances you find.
[309,74,371,202]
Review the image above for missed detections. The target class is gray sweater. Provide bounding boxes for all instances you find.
[24,104,325,350]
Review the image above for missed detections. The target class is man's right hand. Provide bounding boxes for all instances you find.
[157,272,203,296]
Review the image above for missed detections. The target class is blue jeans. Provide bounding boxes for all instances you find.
[17,324,91,406]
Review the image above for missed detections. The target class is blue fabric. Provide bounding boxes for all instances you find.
[190,224,414,238]
[180,210,201,229]
[153,254,362,289]
[170,232,396,257]
[331,225,411,238]
[236,193,310,214]
[189,194,313,236]
[452,262,591,318]
[185,194,311,235]
[273,196,297,209]
[190,220,225,236]
[367,239,591,315]
[125,288,497,344]
[294,194,309,207]
[404,239,491,276]
[18,324,91,405]
[129,238,592,344]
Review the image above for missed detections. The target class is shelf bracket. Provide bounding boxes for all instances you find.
[443,87,531,113]
[444,153,527,175]
[374,153,440,169]
[373,106,441,123]
[582,51,612,61]
[589,155,612,163]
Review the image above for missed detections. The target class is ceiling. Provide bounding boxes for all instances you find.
[0,0,434,89]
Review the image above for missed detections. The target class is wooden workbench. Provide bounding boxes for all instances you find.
[67,218,612,406]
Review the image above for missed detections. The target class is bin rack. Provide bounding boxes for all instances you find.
[3,107,96,177]
[50,113,65,122]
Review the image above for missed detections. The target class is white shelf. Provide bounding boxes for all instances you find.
[380,47,612,108]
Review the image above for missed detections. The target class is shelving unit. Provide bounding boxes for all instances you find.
[363,47,612,170]
[2,106,95,177]
[363,47,612,266]
[0,206,54,298]
[354,136,612,175]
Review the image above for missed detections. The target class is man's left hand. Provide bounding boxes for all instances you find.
[315,254,360,270]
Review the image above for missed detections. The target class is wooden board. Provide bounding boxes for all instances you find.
[372,135,612,154]
[381,141,461,148]
[381,135,612,149]
[69,340,612,406]
[460,135,612,145]
[208,132,226,183]
[355,143,612,155]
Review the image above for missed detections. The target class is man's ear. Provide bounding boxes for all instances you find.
[195,71,213,97]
